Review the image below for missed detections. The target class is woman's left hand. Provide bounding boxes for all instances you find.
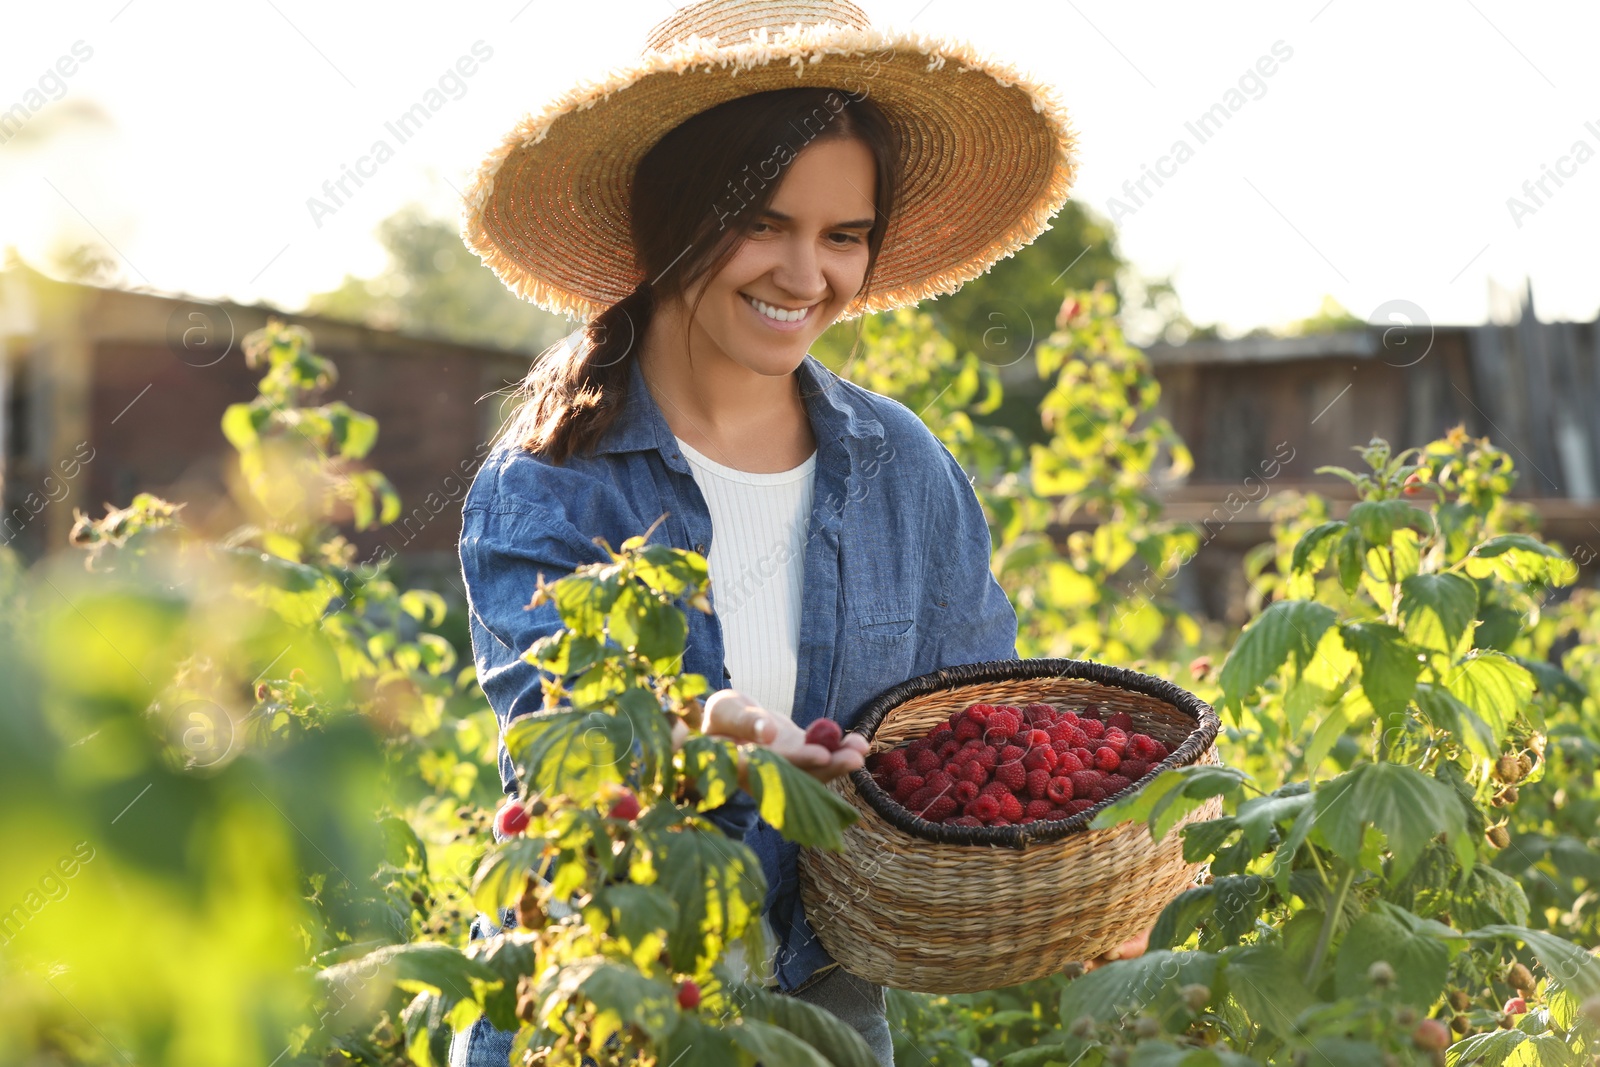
[672,689,868,784]
[1082,928,1151,972]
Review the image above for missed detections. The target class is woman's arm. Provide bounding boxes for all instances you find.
[925,444,1020,667]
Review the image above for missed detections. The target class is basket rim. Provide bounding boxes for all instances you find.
[844,657,1221,849]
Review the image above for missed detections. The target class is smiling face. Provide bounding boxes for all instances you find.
[680,136,878,376]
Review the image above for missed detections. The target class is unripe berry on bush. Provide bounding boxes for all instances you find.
[1506,962,1535,995]
[1411,1019,1449,1051]
[1451,1014,1471,1034]
[1579,994,1600,1027]
[1503,997,1527,1016]
[1368,960,1396,988]
[1179,983,1211,1011]
[1070,1015,1095,1038]
[1133,1014,1160,1039]
[1396,1007,1417,1027]
[1449,990,1471,1012]
[1487,825,1511,849]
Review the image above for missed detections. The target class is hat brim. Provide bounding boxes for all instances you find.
[460,23,1079,322]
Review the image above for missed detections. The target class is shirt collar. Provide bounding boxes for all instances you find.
[591,352,885,471]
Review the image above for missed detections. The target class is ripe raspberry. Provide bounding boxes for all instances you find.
[1073,746,1094,766]
[1000,745,1025,764]
[959,761,989,785]
[983,723,1013,746]
[1057,709,1080,724]
[1120,760,1150,781]
[929,726,954,747]
[1046,776,1075,804]
[1102,728,1129,755]
[988,709,1021,736]
[912,749,942,775]
[1024,702,1058,722]
[677,979,701,1010]
[907,787,940,812]
[968,794,1002,821]
[981,780,1013,799]
[877,748,909,775]
[1026,729,1053,749]
[1108,711,1134,733]
[1065,798,1096,815]
[805,719,844,751]
[994,760,1028,792]
[1018,816,1037,825]
[955,780,979,803]
[968,745,999,770]
[1055,751,1085,775]
[1101,774,1132,795]
[997,792,1024,821]
[1128,734,1161,760]
[1009,731,1031,748]
[1093,747,1122,772]
[1150,741,1171,761]
[923,769,955,794]
[1023,747,1058,774]
[963,703,994,723]
[872,772,892,792]
[1063,726,1090,748]
[893,775,925,802]
[989,818,1014,827]
[1080,718,1106,741]
[953,718,982,743]
[908,737,933,753]
[924,796,958,822]
[495,799,530,837]
[1069,769,1104,796]
[948,815,983,827]
[1026,768,1052,799]
[1025,798,1056,819]
[608,790,642,821]
[937,739,961,760]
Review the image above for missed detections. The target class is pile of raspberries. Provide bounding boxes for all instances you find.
[865,702,1172,827]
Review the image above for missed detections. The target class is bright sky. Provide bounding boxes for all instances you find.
[3,0,1598,336]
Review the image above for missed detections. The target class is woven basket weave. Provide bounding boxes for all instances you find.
[797,658,1223,993]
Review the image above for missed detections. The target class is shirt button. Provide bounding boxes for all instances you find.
[696,543,707,553]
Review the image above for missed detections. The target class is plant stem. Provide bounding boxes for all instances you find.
[1306,853,1359,984]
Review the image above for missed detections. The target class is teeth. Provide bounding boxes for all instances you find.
[747,296,810,323]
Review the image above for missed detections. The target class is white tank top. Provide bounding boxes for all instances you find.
[675,436,817,721]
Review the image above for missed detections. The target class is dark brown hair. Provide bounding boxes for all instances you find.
[495,87,900,462]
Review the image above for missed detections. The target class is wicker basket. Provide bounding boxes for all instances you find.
[797,658,1223,993]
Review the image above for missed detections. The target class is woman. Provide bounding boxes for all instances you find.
[453,2,1078,1063]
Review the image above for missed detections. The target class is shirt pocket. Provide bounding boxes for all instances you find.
[837,594,920,720]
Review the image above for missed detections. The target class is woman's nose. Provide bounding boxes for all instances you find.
[769,236,827,302]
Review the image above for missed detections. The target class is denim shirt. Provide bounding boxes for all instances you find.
[457,350,1018,993]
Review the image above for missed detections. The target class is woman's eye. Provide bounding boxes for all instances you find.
[829,232,864,245]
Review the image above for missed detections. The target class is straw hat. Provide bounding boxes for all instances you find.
[460,0,1079,322]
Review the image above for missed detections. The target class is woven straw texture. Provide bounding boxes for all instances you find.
[460,0,1079,322]
[798,658,1223,993]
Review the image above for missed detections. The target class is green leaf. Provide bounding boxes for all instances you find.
[504,708,629,799]
[221,401,264,449]
[1414,683,1498,761]
[652,828,764,972]
[1463,925,1600,1000]
[1449,865,1531,929]
[464,931,537,1032]
[1399,573,1479,653]
[1312,762,1469,881]
[1332,906,1451,1006]
[319,941,501,1042]
[578,962,677,1047]
[401,990,453,1067]
[1129,1045,1258,1067]
[635,592,689,664]
[1339,621,1422,723]
[743,746,859,850]
[1446,1029,1580,1066]
[1148,875,1270,951]
[1218,600,1338,712]
[1442,651,1535,741]
[681,735,742,812]
[730,983,879,1067]
[1056,950,1220,1024]
[1348,499,1431,546]
[470,836,547,916]
[593,883,678,949]
[1093,764,1252,841]
[1218,943,1315,1040]
[1291,521,1349,575]
[1335,526,1365,593]
[1508,654,1587,705]
[726,1017,835,1067]
[553,572,622,633]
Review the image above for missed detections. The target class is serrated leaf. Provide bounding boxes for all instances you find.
[1332,906,1450,1006]
[1399,573,1479,653]
[1442,651,1535,741]
[652,828,764,972]
[554,572,622,633]
[727,1016,836,1067]
[504,708,629,798]
[1313,762,1469,881]
[730,983,879,1067]
[1148,875,1270,951]
[1414,682,1499,760]
[1339,621,1422,724]
[1093,764,1252,842]
[1462,925,1600,1000]
[1219,943,1315,1039]
[1446,1029,1580,1066]
[1056,950,1220,1024]
[1449,865,1531,929]
[1218,600,1338,712]
[1348,499,1432,546]
[1335,526,1365,593]
[1291,521,1348,575]
[743,747,859,851]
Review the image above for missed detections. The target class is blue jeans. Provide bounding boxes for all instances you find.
[446,913,894,1067]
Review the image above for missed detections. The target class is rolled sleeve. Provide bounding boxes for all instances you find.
[928,444,1019,668]
[459,498,758,841]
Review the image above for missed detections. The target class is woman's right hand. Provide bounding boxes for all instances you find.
[672,689,867,785]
